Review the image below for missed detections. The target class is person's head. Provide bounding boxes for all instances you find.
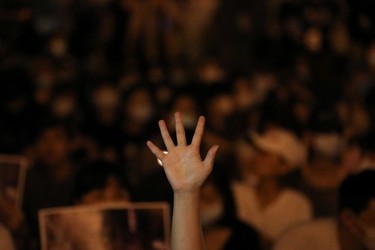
[338,170,375,249]
[34,120,72,167]
[165,91,201,131]
[204,83,235,134]
[50,83,78,120]
[121,84,157,125]
[91,82,120,124]
[307,105,345,162]
[73,159,130,205]
[249,128,307,178]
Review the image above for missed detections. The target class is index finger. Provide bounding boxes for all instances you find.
[191,116,205,146]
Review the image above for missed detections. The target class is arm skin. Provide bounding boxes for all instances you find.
[147,112,218,250]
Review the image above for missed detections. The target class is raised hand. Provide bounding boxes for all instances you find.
[147,112,219,250]
[147,112,219,193]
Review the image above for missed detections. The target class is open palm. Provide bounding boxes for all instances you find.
[147,112,218,193]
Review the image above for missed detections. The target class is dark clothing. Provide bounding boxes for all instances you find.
[223,219,261,250]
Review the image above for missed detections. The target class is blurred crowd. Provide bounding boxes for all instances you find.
[1,0,375,249]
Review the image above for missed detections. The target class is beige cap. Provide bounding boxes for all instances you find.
[250,128,307,167]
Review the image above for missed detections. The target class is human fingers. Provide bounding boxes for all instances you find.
[191,116,205,146]
[203,145,219,170]
[175,112,187,146]
[158,119,175,150]
[147,140,167,163]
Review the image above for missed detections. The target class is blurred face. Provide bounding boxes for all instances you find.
[92,84,119,123]
[303,27,323,52]
[37,127,69,166]
[93,85,119,112]
[311,133,344,158]
[171,96,198,115]
[168,96,199,130]
[124,89,154,123]
[233,78,255,110]
[207,94,234,132]
[198,62,225,83]
[80,176,129,205]
[210,95,234,116]
[51,94,76,118]
[48,36,68,57]
[251,149,285,177]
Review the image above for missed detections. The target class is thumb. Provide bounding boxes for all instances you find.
[203,145,219,170]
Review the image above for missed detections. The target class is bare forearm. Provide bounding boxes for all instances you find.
[171,191,204,250]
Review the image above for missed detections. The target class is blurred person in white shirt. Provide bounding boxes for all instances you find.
[231,127,312,247]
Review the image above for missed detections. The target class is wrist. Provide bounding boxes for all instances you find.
[174,188,200,196]
[173,189,200,204]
